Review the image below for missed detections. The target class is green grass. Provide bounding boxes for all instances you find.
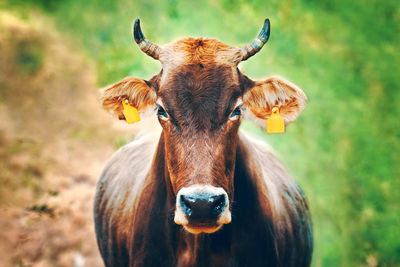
[3,0,400,265]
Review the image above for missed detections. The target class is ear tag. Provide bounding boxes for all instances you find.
[122,99,140,124]
[267,106,285,134]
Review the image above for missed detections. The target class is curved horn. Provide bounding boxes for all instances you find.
[133,18,161,60]
[240,18,270,61]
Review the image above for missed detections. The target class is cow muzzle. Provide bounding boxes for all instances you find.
[174,185,231,234]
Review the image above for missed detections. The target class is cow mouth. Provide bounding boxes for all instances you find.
[174,210,232,235]
[183,224,223,234]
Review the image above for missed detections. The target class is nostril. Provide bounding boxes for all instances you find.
[211,195,225,214]
[180,195,194,215]
[181,195,195,207]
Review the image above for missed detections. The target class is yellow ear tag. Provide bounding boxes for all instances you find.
[122,99,140,124]
[267,106,285,134]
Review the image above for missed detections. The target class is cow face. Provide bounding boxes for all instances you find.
[100,19,307,234]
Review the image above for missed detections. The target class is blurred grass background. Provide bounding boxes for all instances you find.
[1,0,399,266]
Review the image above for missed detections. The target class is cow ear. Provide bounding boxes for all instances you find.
[99,77,157,121]
[243,76,307,127]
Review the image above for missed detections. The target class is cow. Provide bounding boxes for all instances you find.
[94,18,313,267]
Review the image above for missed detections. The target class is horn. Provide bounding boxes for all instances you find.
[240,18,270,61]
[133,18,161,60]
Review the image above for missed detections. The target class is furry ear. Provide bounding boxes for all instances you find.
[243,76,307,127]
[99,77,157,120]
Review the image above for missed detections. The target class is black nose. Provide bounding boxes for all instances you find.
[180,194,226,222]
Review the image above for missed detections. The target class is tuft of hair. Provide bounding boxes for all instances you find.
[99,77,157,120]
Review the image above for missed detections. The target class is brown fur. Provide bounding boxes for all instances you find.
[100,77,157,120]
[94,132,313,266]
[95,37,312,266]
[160,38,242,67]
[243,76,307,123]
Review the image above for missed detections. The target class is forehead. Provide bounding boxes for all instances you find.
[157,38,243,130]
[160,37,242,68]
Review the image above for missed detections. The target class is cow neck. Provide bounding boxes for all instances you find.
[127,132,176,266]
[170,137,274,266]
[152,133,277,266]
[230,137,278,266]
[175,229,235,267]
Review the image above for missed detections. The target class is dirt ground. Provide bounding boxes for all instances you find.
[0,11,158,266]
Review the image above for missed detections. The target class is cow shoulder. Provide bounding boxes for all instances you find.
[237,130,291,183]
[237,130,312,266]
[94,132,160,265]
[237,130,309,222]
[97,131,160,202]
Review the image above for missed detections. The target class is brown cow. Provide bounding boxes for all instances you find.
[94,18,313,267]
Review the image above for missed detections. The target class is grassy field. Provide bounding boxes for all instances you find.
[1,0,399,266]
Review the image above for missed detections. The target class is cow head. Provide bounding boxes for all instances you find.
[100,19,307,234]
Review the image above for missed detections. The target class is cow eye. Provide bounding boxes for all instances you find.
[230,106,242,119]
[157,105,168,119]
